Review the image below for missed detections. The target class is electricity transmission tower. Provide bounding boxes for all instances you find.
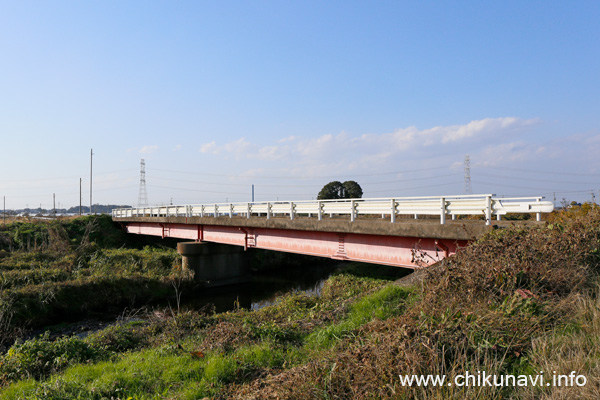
[464,154,473,195]
[138,159,149,207]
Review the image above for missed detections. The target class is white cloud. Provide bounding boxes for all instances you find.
[420,117,539,145]
[277,135,297,143]
[200,141,218,154]
[139,145,158,154]
[253,145,283,161]
[196,117,541,176]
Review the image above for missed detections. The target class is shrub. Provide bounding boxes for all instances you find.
[0,332,100,382]
[86,323,148,354]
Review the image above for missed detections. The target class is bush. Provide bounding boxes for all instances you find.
[0,332,100,382]
[86,323,148,354]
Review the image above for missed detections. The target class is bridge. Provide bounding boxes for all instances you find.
[112,194,553,284]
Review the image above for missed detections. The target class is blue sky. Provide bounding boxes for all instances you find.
[1,1,599,209]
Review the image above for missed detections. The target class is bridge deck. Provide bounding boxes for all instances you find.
[115,215,538,240]
[115,215,541,268]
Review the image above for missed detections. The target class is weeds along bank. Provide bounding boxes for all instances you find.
[0,208,599,399]
[0,215,181,347]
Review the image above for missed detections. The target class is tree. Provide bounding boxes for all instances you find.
[342,180,363,199]
[317,180,363,200]
[317,181,344,200]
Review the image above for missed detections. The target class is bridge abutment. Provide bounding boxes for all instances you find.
[177,242,250,287]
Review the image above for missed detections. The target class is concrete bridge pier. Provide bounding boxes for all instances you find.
[177,242,250,287]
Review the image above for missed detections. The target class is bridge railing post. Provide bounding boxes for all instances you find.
[247,203,251,219]
[390,198,396,223]
[317,201,322,221]
[350,200,356,222]
[229,203,233,218]
[214,204,218,217]
[290,202,295,220]
[440,197,446,224]
[485,195,492,226]
[267,202,271,220]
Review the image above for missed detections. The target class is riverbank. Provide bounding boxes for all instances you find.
[1,207,599,398]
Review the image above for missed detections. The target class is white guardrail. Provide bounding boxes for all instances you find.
[112,194,554,226]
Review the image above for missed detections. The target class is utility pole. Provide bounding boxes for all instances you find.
[79,178,82,215]
[90,149,94,215]
[3,196,5,226]
[53,193,56,217]
[252,184,255,202]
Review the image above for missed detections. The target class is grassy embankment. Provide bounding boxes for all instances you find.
[0,216,182,346]
[0,207,599,399]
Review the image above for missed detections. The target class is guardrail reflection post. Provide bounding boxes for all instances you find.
[440,197,446,224]
[267,202,271,220]
[290,202,295,220]
[390,199,396,223]
[536,198,542,221]
[350,200,356,222]
[317,201,322,221]
[485,195,492,226]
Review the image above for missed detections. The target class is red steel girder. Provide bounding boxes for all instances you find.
[123,222,466,268]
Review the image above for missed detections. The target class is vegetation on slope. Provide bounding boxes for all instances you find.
[0,215,181,348]
[0,206,599,399]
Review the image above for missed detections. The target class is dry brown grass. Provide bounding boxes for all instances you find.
[515,284,600,400]
[225,209,600,399]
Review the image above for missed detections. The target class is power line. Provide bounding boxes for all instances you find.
[367,181,464,194]
[147,184,250,196]
[476,164,600,177]
[148,172,462,188]
[471,181,599,195]
[146,165,456,180]
[0,168,137,184]
[4,184,134,199]
[474,171,600,186]
[471,180,557,193]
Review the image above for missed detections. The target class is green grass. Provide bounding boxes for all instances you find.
[0,217,182,331]
[0,340,296,399]
[3,208,600,399]
[0,267,410,399]
[306,284,415,349]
